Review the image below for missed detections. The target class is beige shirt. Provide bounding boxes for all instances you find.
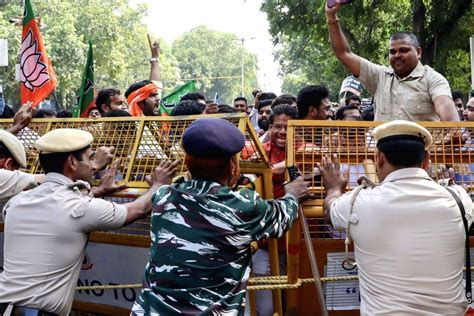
[0,169,36,201]
[331,168,472,315]
[0,173,127,316]
[359,59,452,121]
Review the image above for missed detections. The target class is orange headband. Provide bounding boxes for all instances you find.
[127,83,157,116]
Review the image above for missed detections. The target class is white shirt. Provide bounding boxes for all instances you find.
[331,168,472,315]
[0,173,127,316]
[0,169,36,201]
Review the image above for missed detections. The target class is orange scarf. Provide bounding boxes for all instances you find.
[127,83,157,116]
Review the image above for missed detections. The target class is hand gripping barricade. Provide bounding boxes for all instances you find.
[2,116,474,315]
[285,120,474,315]
[0,113,284,315]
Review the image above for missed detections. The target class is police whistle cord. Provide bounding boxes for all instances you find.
[287,166,329,316]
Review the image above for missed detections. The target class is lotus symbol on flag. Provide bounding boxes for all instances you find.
[20,30,50,91]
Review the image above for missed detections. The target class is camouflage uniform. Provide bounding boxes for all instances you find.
[131,178,299,315]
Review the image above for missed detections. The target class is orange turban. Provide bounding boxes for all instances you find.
[127,83,157,117]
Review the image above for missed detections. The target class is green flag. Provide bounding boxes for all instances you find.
[160,80,196,116]
[73,41,95,117]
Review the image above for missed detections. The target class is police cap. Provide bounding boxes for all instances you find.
[372,120,432,150]
[36,128,93,154]
[182,118,245,158]
[0,130,27,168]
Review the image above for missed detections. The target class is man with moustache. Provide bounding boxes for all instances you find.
[326,0,458,122]
[0,128,178,316]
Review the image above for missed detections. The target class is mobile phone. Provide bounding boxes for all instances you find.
[327,0,352,8]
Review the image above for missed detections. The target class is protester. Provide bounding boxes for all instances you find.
[257,99,272,134]
[56,109,73,118]
[5,102,33,135]
[87,106,101,118]
[297,85,331,120]
[0,128,179,316]
[345,95,361,108]
[218,104,237,113]
[170,100,204,116]
[246,104,299,315]
[131,117,309,315]
[325,1,458,122]
[272,93,297,108]
[319,120,471,314]
[33,108,56,118]
[453,91,464,120]
[204,99,219,114]
[335,104,362,121]
[95,88,128,115]
[462,97,474,122]
[233,96,249,113]
[125,37,163,116]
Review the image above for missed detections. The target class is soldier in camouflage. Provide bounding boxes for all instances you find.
[132,117,309,315]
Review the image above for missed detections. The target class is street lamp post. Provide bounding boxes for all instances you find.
[239,37,255,97]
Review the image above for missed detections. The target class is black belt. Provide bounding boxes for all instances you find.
[0,303,58,316]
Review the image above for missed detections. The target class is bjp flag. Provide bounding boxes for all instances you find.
[20,0,57,108]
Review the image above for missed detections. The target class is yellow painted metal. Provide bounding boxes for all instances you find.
[262,168,283,316]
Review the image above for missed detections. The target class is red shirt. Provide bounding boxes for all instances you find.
[263,141,286,199]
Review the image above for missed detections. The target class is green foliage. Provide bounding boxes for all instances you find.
[262,0,473,97]
[172,25,258,104]
[0,0,157,107]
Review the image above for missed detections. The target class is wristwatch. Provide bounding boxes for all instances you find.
[150,57,159,63]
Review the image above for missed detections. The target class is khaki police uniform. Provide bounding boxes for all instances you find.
[359,59,452,121]
[329,121,473,315]
[0,169,36,201]
[0,129,127,316]
[0,130,37,201]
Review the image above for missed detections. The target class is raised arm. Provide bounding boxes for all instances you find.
[6,102,33,135]
[148,34,161,82]
[325,1,362,77]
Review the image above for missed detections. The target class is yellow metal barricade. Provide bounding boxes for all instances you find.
[285,120,474,315]
[0,114,285,315]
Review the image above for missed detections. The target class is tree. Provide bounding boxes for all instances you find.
[172,25,258,104]
[261,0,473,96]
[0,0,179,108]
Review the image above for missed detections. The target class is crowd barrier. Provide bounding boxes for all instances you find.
[1,116,474,315]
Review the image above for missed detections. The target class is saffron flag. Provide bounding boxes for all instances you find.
[160,81,196,116]
[73,41,95,118]
[20,0,57,108]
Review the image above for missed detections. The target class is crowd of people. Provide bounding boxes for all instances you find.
[0,0,473,315]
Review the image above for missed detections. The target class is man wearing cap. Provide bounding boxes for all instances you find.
[318,120,472,314]
[131,117,309,315]
[0,128,179,316]
[0,130,43,200]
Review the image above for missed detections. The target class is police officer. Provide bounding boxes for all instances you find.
[319,120,472,314]
[0,130,43,200]
[131,117,309,315]
[0,128,178,316]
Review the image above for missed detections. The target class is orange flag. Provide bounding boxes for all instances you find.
[20,0,57,108]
